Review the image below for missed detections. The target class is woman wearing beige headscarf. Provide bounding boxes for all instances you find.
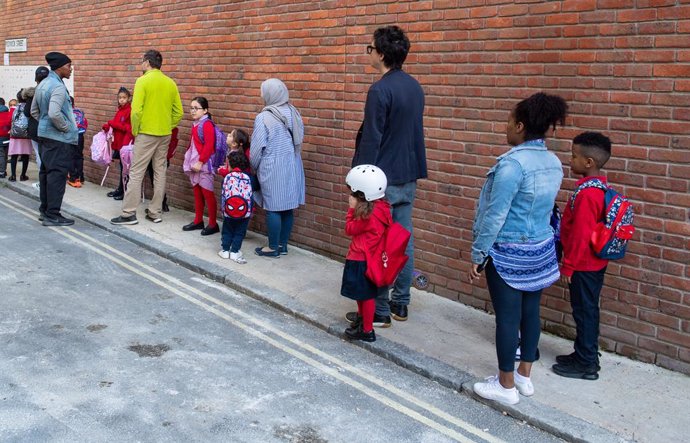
[250,78,305,258]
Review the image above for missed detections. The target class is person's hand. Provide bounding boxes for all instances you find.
[217,166,229,176]
[468,263,482,284]
[102,123,110,132]
[560,273,571,286]
[191,160,203,172]
[348,195,358,209]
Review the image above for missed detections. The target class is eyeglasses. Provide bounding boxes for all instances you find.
[190,107,203,111]
[366,45,376,54]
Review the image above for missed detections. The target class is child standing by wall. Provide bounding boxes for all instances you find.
[182,97,218,235]
[8,90,32,182]
[103,87,133,199]
[341,165,391,343]
[218,151,253,264]
[0,98,10,179]
[68,96,88,187]
[552,132,612,381]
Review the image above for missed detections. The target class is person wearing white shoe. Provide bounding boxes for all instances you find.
[473,375,519,405]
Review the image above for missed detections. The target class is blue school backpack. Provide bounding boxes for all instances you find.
[221,171,253,219]
[197,120,228,169]
[570,179,635,260]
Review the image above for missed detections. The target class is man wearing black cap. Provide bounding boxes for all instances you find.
[24,66,50,189]
[30,52,78,226]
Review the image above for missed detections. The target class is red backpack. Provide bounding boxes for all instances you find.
[365,214,411,287]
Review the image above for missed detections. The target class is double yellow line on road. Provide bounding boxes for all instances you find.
[0,194,505,443]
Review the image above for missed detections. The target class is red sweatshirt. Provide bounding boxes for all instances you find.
[105,103,133,151]
[345,199,391,261]
[560,176,609,277]
[190,119,215,164]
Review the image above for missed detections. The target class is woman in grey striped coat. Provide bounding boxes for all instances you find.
[250,78,305,258]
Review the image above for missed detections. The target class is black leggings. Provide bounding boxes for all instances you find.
[10,154,29,178]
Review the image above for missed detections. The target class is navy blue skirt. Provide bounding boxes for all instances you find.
[340,260,378,301]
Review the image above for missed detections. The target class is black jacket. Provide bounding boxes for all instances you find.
[23,96,39,141]
[352,69,426,186]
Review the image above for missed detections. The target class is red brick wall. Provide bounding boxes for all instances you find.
[2,0,689,373]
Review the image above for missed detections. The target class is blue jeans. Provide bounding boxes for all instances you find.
[485,260,542,372]
[221,217,250,253]
[266,209,294,251]
[569,267,606,366]
[375,181,416,316]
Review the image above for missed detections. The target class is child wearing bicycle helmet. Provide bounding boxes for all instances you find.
[341,164,391,342]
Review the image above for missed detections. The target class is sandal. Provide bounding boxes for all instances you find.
[254,247,279,258]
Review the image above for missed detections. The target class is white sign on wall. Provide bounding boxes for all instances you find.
[0,66,75,104]
[5,38,28,53]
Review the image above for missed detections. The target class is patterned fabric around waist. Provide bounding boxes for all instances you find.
[489,237,560,291]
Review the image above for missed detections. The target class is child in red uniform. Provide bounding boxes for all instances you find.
[182,96,218,236]
[103,87,133,199]
[341,165,391,342]
[553,132,612,381]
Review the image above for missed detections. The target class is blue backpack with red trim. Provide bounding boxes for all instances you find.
[570,179,635,260]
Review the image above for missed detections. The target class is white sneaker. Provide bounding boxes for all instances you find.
[473,375,519,405]
[218,250,230,259]
[230,251,247,264]
[514,370,534,396]
[32,182,40,190]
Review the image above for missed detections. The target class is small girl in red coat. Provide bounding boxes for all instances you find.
[103,87,133,200]
[341,164,390,342]
[182,96,219,236]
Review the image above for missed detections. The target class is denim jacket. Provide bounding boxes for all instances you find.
[471,139,563,264]
[31,70,78,145]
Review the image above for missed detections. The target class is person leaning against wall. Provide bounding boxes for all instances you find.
[30,52,78,227]
[348,25,427,328]
[110,49,183,226]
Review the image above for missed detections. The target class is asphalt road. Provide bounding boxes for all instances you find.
[0,188,561,443]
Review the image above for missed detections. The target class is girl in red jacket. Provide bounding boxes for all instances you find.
[103,87,133,200]
[341,165,390,342]
[182,96,218,236]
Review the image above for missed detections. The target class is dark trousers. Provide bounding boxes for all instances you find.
[69,133,84,181]
[221,217,250,253]
[39,138,75,218]
[0,138,9,174]
[10,154,29,177]
[569,267,607,366]
[485,260,543,372]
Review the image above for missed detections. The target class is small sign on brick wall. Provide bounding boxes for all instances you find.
[5,38,28,53]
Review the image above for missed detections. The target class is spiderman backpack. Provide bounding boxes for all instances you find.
[221,170,253,219]
[571,179,635,260]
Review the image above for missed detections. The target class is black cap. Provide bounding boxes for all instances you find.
[35,66,49,82]
[45,52,71,70]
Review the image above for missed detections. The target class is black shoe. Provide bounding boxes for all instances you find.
[0,172,6,179]
[556,352,601,371]
[113,193,124,201]
[345,312,362,329]
[345,325,376,342]
[20,175,29,181]
[42,215,75,227]
[373,314,391,328]
[389,302,408,321]
[38,211,46,222]
[162,201,170,212]
[8,175,16,182]
[201,225,220,236]
[110,215,138,225]
[145,211,162,223]
[552,360,599,380]
[254,247,280,258]
[107,190,121,198]
[279,244,288,255]
[182,221,204,231]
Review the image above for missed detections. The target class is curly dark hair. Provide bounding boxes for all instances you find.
[513,92,568,141]
[372,26,411,70]
[228,150,249,171]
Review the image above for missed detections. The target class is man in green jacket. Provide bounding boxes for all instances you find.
[111,49,183,225]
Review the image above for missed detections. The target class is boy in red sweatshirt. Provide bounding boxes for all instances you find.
[553,132,612,381]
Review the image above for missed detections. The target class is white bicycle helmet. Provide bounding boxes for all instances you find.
[346,164,387,201]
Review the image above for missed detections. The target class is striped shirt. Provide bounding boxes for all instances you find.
[250,104,305,212]
[489,237,560,291]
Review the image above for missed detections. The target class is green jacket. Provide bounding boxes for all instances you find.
[131,69,183,137]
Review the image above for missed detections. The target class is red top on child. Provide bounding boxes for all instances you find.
[191,118,216,164]
[103,102,133,151]
[560,176,609,277]
[345,199,391,261]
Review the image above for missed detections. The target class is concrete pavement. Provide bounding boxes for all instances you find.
[3,165,688,443]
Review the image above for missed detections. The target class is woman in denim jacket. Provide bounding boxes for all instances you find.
[469,93,567,405]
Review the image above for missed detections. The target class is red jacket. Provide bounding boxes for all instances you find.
[560,176,609,277]
[0,110,11,138]
[345,199,391,261]
[104,103,133,151]
[190,118,215,164]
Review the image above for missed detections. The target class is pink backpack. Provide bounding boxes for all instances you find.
[91,128,113,165]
